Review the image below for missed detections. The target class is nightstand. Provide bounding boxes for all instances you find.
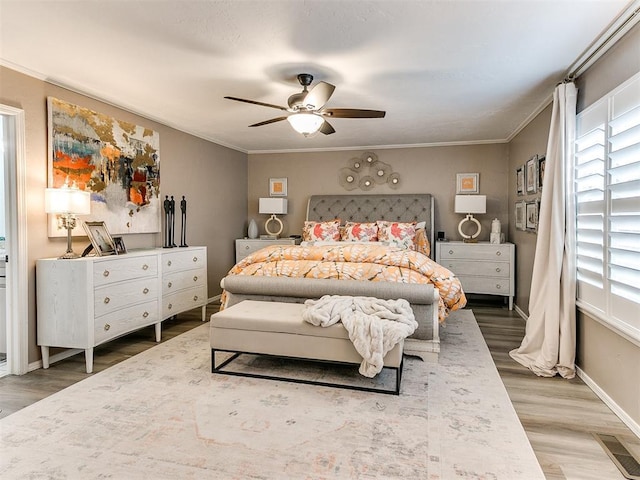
[235,238,301,263]
[436,241,515,310]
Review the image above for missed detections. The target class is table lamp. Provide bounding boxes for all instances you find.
[258,198,288,238]
[45,180,91,258]
[454,194,486,242]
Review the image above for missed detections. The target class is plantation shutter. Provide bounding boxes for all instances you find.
[575,72,640,340]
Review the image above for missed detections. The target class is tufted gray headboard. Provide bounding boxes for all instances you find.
[306,194,435,259]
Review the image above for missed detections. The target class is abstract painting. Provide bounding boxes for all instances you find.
[47,97,160,236]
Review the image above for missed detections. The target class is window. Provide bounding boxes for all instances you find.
[575,72,640,343]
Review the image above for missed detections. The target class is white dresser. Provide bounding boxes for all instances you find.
[235,237,301,263]
[37,246,207,373]
[436,241,515,310]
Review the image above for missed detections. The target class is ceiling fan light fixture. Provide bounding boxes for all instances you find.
[287,113,324,136]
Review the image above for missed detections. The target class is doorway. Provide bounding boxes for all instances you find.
[1,104,28,376]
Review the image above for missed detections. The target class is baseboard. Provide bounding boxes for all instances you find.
[577,366,640,439]
[514,304,528,321]
[29,348,83,372]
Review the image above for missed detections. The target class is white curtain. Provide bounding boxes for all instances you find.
[510,82,577,379]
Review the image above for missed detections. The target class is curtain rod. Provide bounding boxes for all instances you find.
[565,1,640,81]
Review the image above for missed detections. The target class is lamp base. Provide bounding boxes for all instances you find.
[264,214,284,237]
[59,251,81,259]
[458,214,482,242]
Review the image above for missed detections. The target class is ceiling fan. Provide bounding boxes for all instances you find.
[224,73,385,136]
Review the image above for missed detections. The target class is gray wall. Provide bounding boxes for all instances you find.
[0,66,248,363]
[574,24,640,429]
[507,104,552,314]
[247,144,510,243]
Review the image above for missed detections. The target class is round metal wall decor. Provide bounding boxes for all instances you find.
[339,152,400,191]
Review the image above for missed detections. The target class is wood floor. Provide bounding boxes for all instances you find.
[1,300,638,479]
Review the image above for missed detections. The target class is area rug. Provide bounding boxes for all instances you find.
[0,309,544,479]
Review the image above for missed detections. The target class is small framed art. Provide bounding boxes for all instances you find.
[269,177,287,197]
[516,166,524,196]
[526,155,538,194]
[538,155,546,190]
[83,221,117,256]
[526,201,539,232]
[515,201,526,230]
[113,236,127,254]
[456,173,479,194]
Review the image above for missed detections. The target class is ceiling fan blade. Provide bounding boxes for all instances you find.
[248,117,288,127]
[303,81,336,110]
[319,120,335,135]
[224,96,289,112]
[322,108,386,118]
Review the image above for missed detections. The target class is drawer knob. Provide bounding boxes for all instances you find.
[143,288,149,294]
[496,251,502,256]
[167,282,172,288]
[103,270,110,277]
[104,323,110,331]
[245,245,250,250]
[496,284,501,289]
[168,303,173,310]
[143,311,149,318]
[193,275,198,282]
[496,267,501,273]
[193,256,198,262]
[142,264,149,270]
[167,260,172,267]
[103,297,110,304]
[193,295,198,301]
[448,250,454,255]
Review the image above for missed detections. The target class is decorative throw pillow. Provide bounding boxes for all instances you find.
[341,222,378,242]
[376,221,417,249]
[414,228,431,257]
[302,220,341,241]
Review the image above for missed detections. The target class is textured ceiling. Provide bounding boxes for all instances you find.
[0,0,632,153]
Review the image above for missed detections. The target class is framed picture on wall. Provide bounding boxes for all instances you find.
[538,155,546,190]
[526,201,539,232]
[526,155,538,194]
[515,201,526,230]
[456,173,479,194]
[516,166,525,196]
[269,177,287,197]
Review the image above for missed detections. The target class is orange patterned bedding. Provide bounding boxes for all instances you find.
[223,243,467,322]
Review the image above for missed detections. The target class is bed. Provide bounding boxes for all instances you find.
[220,194,466,359]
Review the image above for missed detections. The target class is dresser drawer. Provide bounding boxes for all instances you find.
[163,248,206,273]
[94,255,157,286]
[439,259,510,278]
[438,244,511,261]
[94,300,159,345]
[457,275,511,296]
[163,267,206,293]
[94,277,159,317]
[163,285,207,318]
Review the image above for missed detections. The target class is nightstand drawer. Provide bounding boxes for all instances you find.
[457,275,510,295]
[235,238,300,263]
[439,259,510,278]
[438,244,511,261]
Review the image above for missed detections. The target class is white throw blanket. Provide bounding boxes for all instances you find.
[302,295,418,377]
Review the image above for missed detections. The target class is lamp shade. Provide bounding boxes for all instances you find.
[287,113,324,135]
[259,197,288,215]
[454,195,486,214]
[45,186,91,215]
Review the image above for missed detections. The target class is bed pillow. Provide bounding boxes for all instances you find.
[341,222,378,242]
[302,220,341,241]
[414,228,431,257]
[376,221,417,249]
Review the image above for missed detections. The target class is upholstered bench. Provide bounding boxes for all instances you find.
[210,300,404,394]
